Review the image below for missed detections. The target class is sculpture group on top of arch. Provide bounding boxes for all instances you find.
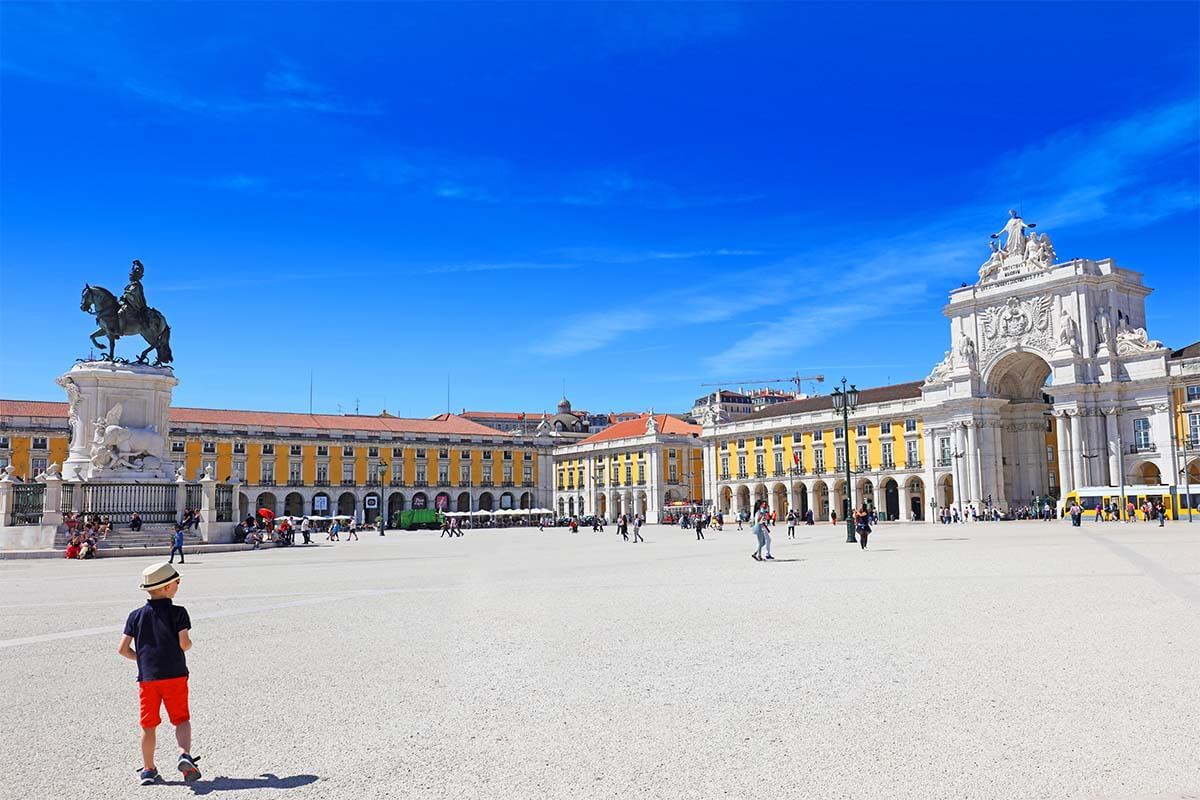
[978,209,1057,283]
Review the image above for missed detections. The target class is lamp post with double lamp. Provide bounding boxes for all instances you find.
[831,378,859,543]
[378,464,388,533]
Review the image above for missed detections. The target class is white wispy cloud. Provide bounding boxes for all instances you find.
[530,98,1199,374]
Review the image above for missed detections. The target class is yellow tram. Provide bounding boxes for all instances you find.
[1062,484,1199,521]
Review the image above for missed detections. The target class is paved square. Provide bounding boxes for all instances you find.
[2,520,1198,800]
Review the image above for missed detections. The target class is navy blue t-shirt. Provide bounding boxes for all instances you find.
[123,598,191,682]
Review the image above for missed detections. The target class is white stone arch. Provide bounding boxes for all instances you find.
[937,473,955,508]
[770,482,788,516]
[1131,460,1162,486]
[791,482,809,517]
[719,485,733,513]
[810,480,828,521]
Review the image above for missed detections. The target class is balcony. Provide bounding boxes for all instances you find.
[412,480,429,488]
[522,480,535,487]
[501,480,515,487]
[936,458,952,468]
[365,479,382,487]
[736,471,748,480]
[719,472,731,481]
[258,479,276,487]
[287,479,304,487]
[880,460,896,470]
[388,479,405,487]
[341,479,357,487]
[789,466,805,477]
[636,479,646,486]
[459,480,474,488]
[479,480,494,488]
[1128,443,1157,454]
[754,469,767,478]
[315,479,330,487]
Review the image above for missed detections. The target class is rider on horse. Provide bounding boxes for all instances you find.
[118,259,148,334]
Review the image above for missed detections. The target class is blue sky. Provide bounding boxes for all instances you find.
[2,2,1197,417]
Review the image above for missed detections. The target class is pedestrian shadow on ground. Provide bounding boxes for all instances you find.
[765,558,803,563]
[184,773,319,795]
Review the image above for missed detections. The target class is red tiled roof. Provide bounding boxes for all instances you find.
[0,399,511,437]
[748,381,924,421]
[579,414,701,444]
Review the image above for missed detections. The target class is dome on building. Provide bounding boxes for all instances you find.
[556,395,572,414]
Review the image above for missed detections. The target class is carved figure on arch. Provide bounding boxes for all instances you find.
[1114,318,1164,356]
[957,334,978,372]
[1058,309,1081,354]
[991,209,1037,259]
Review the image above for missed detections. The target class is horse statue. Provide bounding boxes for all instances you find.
[80,282,173,365]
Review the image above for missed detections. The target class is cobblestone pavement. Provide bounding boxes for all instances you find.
[2,520,1197,800]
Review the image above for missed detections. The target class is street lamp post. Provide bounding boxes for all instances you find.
[831,378,859,544]
[952,447,965,520]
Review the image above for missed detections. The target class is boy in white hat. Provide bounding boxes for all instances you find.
[117,562,202,786]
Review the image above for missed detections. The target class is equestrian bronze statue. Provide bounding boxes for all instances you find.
[80,259,174,365]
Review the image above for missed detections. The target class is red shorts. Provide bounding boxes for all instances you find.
[138,676,190,728]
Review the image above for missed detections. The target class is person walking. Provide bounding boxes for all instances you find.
[300,516,312,545]
[168,523,186,565]
[751,501,772,561]
[695,514,705,540]
[786,509,797,539]
[619,513,629,541]
[440,517,451,538]
[854,505,872,550]
[1155,501,1166,527]
[632,514,644,543]
[346,522,359,541]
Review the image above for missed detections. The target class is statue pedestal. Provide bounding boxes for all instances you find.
[58,361,178,483]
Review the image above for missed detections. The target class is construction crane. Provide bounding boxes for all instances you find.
[701,373,825,397]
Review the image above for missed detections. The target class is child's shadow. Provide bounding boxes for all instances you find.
[185,773,319,795]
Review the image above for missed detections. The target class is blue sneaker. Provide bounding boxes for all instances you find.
[139,768,161,786]
[177,753,202,783]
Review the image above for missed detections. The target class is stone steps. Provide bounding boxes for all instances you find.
[55,526,205,549]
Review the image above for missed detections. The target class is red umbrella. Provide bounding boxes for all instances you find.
[258,508,276,519]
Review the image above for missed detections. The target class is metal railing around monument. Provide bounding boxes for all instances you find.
[185,484,203,511]
[215,484,234,522]
[10,483,46,525]
[81,483,178,524]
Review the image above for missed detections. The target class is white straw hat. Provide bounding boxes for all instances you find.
[140,562,180,591]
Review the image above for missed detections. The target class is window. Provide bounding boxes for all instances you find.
[368,447,379,458]
[343,446,355,457]
[774,452,783,474]
[262,444,275,455]
[1133,418,1152,450]
[857,443,869,469]
[1188,385,1200,402]
[438,467,449,484]
[523,465,532,482]
[773,434,782,446]
[316,463,328,482]
[906,440,919,467]
[482,465,492,482]
[881,441,893,467]
[502,466,514,482]
[1190,413,1200,448]
[32,437,47,450]
[482,450,492,460]
[637,451,645,461]
[755,454,764,473]
[233,441,246,454]
[32,457,48,475]
[460,465,471,483]
[938,437,951,465]
[260,461,274,482]
[668,464,678,482]
[880,422,891,434]
[637,465,645,483]
[1047,446,1055,463]
[737,438,745,448]
[668,449,677,458]
[905,418,917,432]
[503,450,513,460]
[721,456,729,475]
[289,461,302,481]
[232,461,245,481]
[289,444,301,456]
[814,449,825,472]
[171,440,185,453]
[439,448,449,459]
[835,446,846,469]
[737,455,746,475]
[317,446,329,456]
[415,448,426,458]
[834,427,844,440]
[792,432,801,443]
[415,466,427,483]
[856,425,867,437]
[461,449,471,459]
[342,463,355,482]
[755,436,764,447]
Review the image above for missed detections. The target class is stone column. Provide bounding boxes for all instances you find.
[923,430,938,523]
[1069,412,1086,491]
[874,482,886,519]
[41,472,64,528]
[1104,409,1120,488]
[1088,411,1109,486]
[1054,412,1073,495]
[1153,403,1175,485]
[991,423,1008,507]
[954,424,968,503]
[198,471,218,542]
[647,447,661,520]
[0,475,11,526]
[966,421,982,503]
[175,473,187,523]
[901,481,912,521]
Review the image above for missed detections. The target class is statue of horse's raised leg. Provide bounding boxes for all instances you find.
[90,327,108,352]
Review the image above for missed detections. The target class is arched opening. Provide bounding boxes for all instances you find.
[519,491,533,509]
[576,495,585,515]
[792,483,809,517]
[500,491,514,509]
[238,492,249,520]
[719,486,732,513]
[337,492,356,517]
[478,492,494,511]
[906,477,925,521]
[1133,461,1162,486]
[567,497,575,516]
[883,479,899,521]
[598,494,607,516]
[831,479,847,519]
[858,479,874,513]
[312,492,330,516]
[938,474,955,509]
[986,349,1054,504]
[811,480,828,520]
[1187,457,1200,484]
[456,492,471,512]
[411,491,428,509]
[284,492,304,517]
[735,486,750,513]
[364,492,381,523]
[752,484,767,510]
[771,483,788,517]
[557,497,565,516]
[434,491,451,511]
[255,492,277,516]
[387,492,405,518]
[635,491,647,517]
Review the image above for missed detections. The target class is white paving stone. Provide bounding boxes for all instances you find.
[1,520,1197,800]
